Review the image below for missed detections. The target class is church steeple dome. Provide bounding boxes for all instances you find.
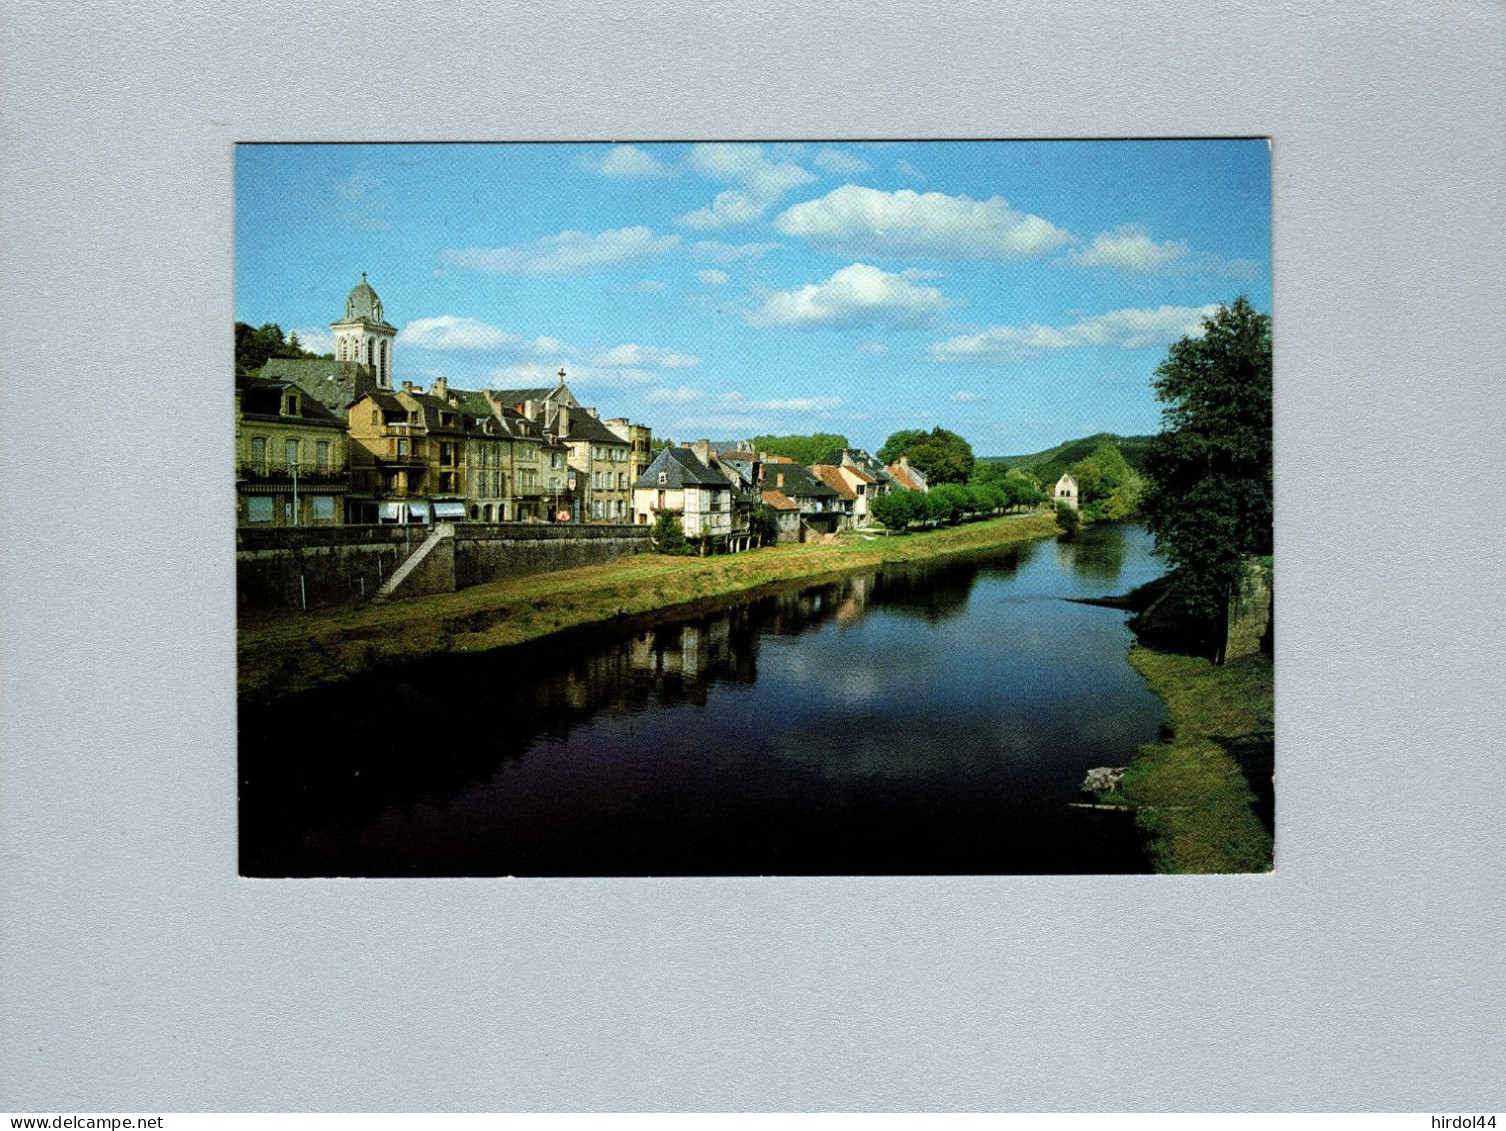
[344,272,384,322]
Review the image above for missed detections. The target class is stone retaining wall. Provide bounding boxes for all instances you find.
[237,522,650,611]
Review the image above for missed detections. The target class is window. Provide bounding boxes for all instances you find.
[371,409,379,425]
[657,471,668,485]
[251,436,266,472]
[316,440,330,470]
[310,495,335,521]
[246,497,273,523]
[618,473,625,490]
[285,394,300,416]
[285,438,299,472]
[396,438,409,457]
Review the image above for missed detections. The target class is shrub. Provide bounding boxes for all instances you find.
[1055,501,1080,534]
[650,511,693,555]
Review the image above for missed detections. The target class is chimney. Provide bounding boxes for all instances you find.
[586,406,598,419]
[777,472,785,488]
[401,380,413,393]
[433,376,447,399]
[692,438,713,466]
[557,404,571,437]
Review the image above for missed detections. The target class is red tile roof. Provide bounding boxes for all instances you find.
[888,463,925,491]
[809,464,858,501]
[761,489,800,511]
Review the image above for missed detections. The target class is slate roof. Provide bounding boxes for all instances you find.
[823,447,897,487]
[400,391,469,435]
[761,462,838,499]
[236,373,347,430]
[635,446,732,489]
[255,358,378,415]
[564,409,631,446]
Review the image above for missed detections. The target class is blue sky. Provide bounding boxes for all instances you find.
[234,140,1270,455]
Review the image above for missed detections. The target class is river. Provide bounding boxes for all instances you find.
[240,521,1168,876]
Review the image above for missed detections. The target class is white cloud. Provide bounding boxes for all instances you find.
[288,326,336,355]
[594,343,700,369]
[490,362,657,388]
[679,143,816,229]
[929,303,1222,363]
[694,240,780,262]
[689,142,815,199]
[330,169,391,231]
[895,160,926,184]
[762,396,842,411]
[442,226,680,275]
[587,144,669,178]
[948,390,985,403]
[698,269,730,286]
[718,391,843,412]
[642,385,705,404]
[398,316,514,350]
[773,185,1071,260]
[857,340,888,356]
[576,367,657,386]
[1066,224,1188,273]
[746,262,954,329]
[681,191,767,230]
[813,147,870,175]
[490,363,566,384]
[670,414,762,433]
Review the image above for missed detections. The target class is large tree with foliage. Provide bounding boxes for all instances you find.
[876,429,927,465]
[751,433,850,467]
[878,426,975,484]
[235,321,331,374]
[1141,296,1273,642]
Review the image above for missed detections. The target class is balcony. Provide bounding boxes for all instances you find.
[375,453,425,470]
[238,462,348,485]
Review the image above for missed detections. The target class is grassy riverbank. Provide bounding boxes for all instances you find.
[238,511,1060,701]
[1108,647,1275,873]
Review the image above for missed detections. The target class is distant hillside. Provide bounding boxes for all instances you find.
[981,432,1154,474]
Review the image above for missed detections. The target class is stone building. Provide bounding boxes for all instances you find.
[491,372,637,523]
[1054,472,1079,512]
[234,373,349,526]
[632,446,734,539]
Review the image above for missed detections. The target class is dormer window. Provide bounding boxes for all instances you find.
[284,393,299,416]
[658,472,668,485]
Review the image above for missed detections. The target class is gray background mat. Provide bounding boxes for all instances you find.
[2,0,1503,1112]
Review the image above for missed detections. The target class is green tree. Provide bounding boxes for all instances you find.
[235,321,330,374]
[1141,297,1273,656]
[871,490,923,532]
[882,427,975,484]
[650,510,692,555]
[749,505,779,546]
[876,429,928,465]
[752,433,850,467]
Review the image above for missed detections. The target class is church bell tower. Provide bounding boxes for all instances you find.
[330,272,397,389]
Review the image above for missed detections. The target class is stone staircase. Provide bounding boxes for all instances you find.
[374,523,456,602]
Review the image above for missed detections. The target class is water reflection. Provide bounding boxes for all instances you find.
[1054,526,1126,581]
[241,523,1165,876]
